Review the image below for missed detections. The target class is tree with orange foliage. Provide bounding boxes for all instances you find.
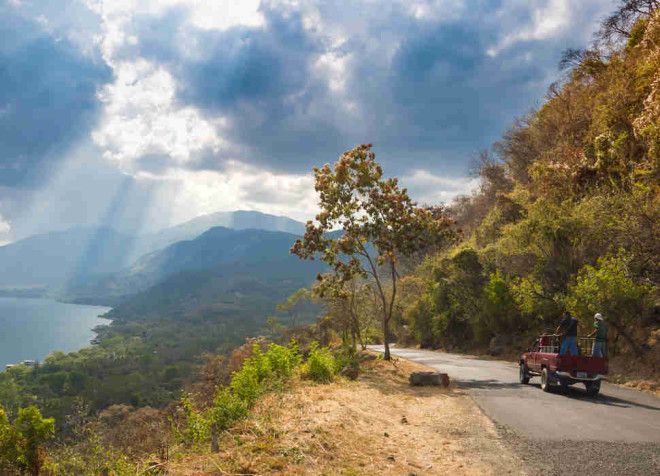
[291,145,453,360]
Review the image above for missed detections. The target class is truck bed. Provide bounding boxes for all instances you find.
[530,351,608,378]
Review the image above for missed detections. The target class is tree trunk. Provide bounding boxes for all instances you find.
[382,260,398,361]
[383,316,391,360]
[210,424,219,452]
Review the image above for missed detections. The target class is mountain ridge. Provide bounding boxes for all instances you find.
[0,210,307,294]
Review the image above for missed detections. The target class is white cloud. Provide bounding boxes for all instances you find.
[0,212,11,246]
[485,0,613,57]
[406,0,466,22]
[142,163,319,225]
[401,169,479,205]
[487,0,571,56]
[88,0,263,63]
[185,0,263,31]
[138,164,475,229]
[92,60,225,173]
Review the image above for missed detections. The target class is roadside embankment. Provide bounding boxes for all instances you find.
[169,354,525,475]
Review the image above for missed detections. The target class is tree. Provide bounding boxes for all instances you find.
[276,288,313,328]
[565,254,651,355]
[313,276,377,350]
[0,406,19,472]
[0,405,55,475]
[599,1,658,43]
[291,144,453,359]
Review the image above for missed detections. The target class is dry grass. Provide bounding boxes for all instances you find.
[167,354,525,475]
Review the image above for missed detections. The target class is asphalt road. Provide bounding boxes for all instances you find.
[370,346,660,443]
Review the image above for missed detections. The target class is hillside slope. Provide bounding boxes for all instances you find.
[69,227,322,306]
[133,210,306,258]
[0,227,135,291]
[168,356,524,475]
[398,10,659,360]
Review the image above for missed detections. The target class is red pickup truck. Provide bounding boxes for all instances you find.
[519,335,607,396]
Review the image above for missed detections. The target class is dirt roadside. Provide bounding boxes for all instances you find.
[169,355,527,475]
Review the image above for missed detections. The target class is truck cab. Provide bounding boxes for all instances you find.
[519,335,608,396]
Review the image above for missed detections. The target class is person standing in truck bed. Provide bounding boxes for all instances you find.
[555,311,578,356]
[587,313,608,357]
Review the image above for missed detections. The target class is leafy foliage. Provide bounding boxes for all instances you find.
[0,404,55,475]
[177,341,308,449]
[304,343,337,383]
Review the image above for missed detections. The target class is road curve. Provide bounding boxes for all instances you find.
[369,346,660,443]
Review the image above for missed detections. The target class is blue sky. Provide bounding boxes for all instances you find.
[0,0,617,243]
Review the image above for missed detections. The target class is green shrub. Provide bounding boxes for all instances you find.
[228,345,273,406]
[0,404,55,475]
[265,341,301,379]
[176,341,305,447]
[208,389,248,432]
[228,361,262,407]
[175,394,209,446]
[305,343,336,383]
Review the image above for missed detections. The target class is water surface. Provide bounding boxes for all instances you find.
[0,297,110,367]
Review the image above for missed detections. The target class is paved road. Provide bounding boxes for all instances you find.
[370,346,660,443]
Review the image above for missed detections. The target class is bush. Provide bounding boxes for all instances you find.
[229,342,302,405]
[175,341,307,448]
[175,395,209,446]
[229,356,265,407]
[334,345,360,379]
[0,404,55,474]
[305,344,336,383]
[266,341,302,379]
[208,389,248,432]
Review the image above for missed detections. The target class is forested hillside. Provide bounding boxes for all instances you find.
[398,7,659,360]
[69,226,322,305]
[0,228,323,441]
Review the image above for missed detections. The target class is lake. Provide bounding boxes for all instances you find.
[0,297,111,368]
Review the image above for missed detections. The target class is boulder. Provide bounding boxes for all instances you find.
[409,371,450,387]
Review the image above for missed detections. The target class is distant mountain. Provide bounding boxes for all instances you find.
[0,210,307,295]
[0,227,136,291]
[133,210,306,258]
[106,254,324,321]
[68,226,322,306]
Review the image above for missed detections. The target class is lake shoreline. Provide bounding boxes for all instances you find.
[0,297,112,368]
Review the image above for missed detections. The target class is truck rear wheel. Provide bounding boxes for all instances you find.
[519,363,530,384]
[585,380,601,397]
[541,368,553,392]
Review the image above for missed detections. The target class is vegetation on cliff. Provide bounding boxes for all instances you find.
[388,5,659,360]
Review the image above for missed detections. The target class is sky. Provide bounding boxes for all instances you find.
[0,0,618,244]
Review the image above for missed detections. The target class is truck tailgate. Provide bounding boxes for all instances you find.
[557,355,608,375]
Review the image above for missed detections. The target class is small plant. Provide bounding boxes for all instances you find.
[173,341,307,451]
[305,343,336,383]
[208,389,248,432]
[334,345,360,379]
[174,394,209,446]
[230,357,266,407]
[266,341,301,379]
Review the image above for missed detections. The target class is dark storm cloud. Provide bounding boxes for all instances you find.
[109,0,613,177]
[115,4,346,172]
[0,4,111,187]
[0,0,617,186]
